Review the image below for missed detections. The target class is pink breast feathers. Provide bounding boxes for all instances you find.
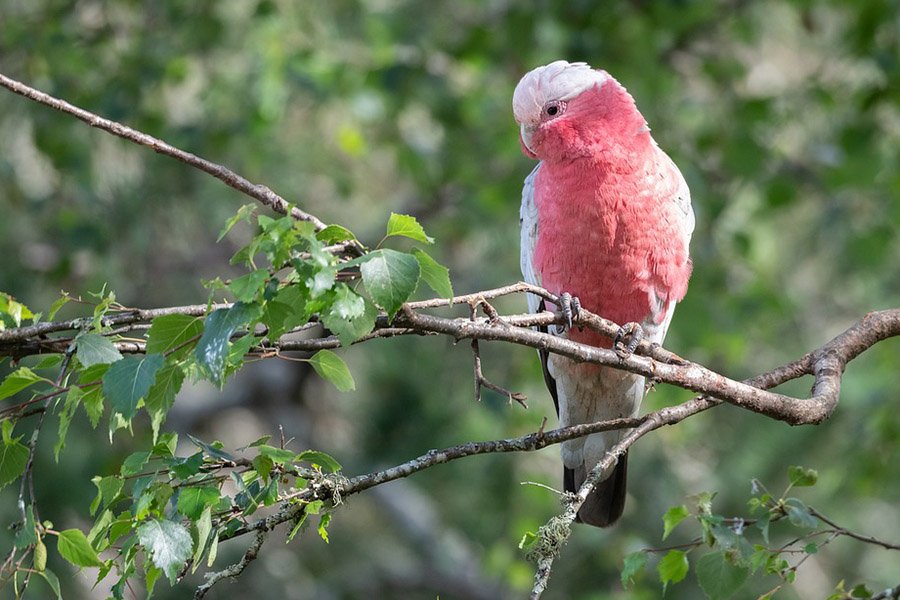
[532,155,691,348]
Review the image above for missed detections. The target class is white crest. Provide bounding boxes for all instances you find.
[512,61,608,125]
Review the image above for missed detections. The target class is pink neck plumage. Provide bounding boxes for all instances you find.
[535,78,652,167]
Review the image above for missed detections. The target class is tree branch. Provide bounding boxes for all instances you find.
[193,530,267,599]
[0,72,328,231]
[2,284,898,429]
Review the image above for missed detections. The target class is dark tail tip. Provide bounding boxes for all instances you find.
[564,453,628,528]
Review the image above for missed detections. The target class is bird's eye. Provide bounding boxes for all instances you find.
[543,101,565,119]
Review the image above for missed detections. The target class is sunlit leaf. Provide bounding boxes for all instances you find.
[662,504,690,540]
[137,519,192,583]
[308,350,355,392]
[0,367,47,401]
[386,213,434,244]
[412,248,453,299]
[56,529,103,567]
[658,549,689,590]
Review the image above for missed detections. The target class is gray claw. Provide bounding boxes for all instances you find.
[558,292,581,332]
[614,322,644,358]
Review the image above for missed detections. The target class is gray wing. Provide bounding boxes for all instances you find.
[519,163,542,315]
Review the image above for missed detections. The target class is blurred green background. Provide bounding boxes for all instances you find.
[1,0,899,598]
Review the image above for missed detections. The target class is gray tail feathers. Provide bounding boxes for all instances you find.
[564,453,628,527]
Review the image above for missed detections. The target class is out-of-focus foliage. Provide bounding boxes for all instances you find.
[1,0,898,598]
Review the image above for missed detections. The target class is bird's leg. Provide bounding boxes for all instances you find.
[614,322,644,358]
[554,292,581,334]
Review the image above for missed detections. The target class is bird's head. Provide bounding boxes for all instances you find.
[512,61,645,162]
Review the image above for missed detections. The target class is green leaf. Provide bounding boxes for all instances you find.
[695,551,750,600]
[385,213,434,244]
[56,528,103,567]
[217,203,256,242]
[145,564,163,596]
[260,300,293,340]
[788,465,818,487]
[663,504,690,540]
[75,333,124,367]
[82,385,104,428]
[102,354,165,421]
[176,486,220,520]
[87,509,114,548]
[192,506,213,573]
[145,364,185,443]
[287,510,311,542]
[0,292,34,327]
[48,293,71,321]
[297,450,342,473]
[153,433,179,457]
[784,498,818,528]
[0,432,29,490]
[194,303,259,386]
[850,584,874,598]
[317,512,332,543]
[360,249,420,318]
[227,333,259,366]
[35,569,62,600]
[621,551,648,588]
[169,452,205,479]
[412,248,453,299]
[137,519,192,584]
[308,350,355,392]
[207,527,219,567]
[146,314,204,358]
[54,387,83,462]
[32,354,63,370]
[90,475,124,515]
[257,445,298,464]
[658,549,689,589]
[320,285,377,345]
[317,224,358,244]
[229,270,269,303]
[0,367,46,401]
[120,451,151,476]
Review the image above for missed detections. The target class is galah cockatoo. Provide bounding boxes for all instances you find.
[514,61,694,527]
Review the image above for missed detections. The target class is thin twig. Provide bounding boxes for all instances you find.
[0,73,327,231]
[809,507,900,551]
[193,530,268,599]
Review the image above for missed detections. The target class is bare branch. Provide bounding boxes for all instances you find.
[193,530,267,599]
[0,72,328,230]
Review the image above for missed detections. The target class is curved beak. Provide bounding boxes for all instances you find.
[519,124,537,159]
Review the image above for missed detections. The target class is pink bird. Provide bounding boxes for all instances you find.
[514,61,694,526]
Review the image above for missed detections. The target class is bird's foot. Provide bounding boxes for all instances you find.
[554,292,581,334]
[614,322,644,358]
